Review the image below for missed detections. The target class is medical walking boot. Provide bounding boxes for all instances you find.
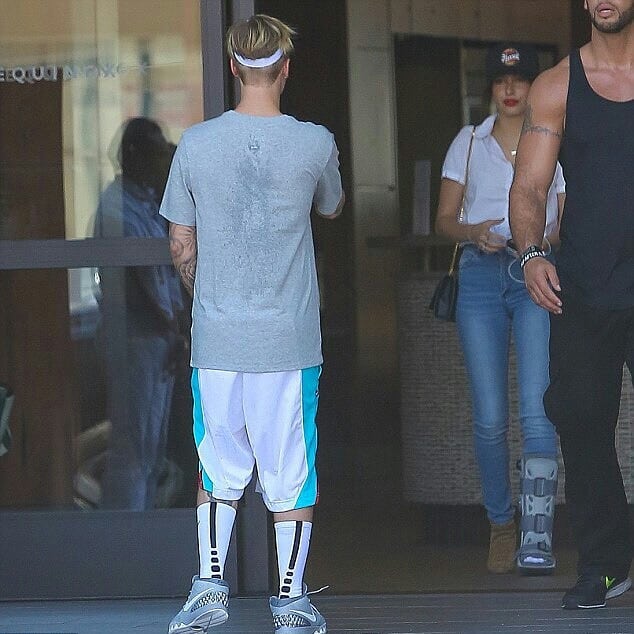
[487,519,516,573]
[517,454,558,574]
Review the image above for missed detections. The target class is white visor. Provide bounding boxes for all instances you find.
[233,49,284,68]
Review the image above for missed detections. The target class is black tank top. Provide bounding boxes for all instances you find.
[557,48,634,309]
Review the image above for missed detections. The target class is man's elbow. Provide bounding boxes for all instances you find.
[317,191,345,219]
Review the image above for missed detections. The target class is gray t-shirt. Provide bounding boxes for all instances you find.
[159,110,342,372]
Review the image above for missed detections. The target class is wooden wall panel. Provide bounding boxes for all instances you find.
[477,1,515,41]
[411,0,468,37]
[403,0,571,55]
[0,78,78,507]
[390,0,411,33]
[509,2,569,45]
[412,0,481,38]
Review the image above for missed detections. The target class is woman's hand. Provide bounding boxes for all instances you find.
[468,219,506,253]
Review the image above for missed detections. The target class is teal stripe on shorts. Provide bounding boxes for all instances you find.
[191,368,214,493]
[295,365,321,509]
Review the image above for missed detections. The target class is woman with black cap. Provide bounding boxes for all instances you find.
[435,43,565,575]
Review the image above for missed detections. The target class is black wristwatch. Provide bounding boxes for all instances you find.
[519,244,547,269]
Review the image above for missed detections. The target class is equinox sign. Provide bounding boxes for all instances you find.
[0,61,149,84]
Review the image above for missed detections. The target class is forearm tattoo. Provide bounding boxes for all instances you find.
[521,105,562,139]
[169,224,197,296]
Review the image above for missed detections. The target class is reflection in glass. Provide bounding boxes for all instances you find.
[0,265,196,511]
[88,118,188,510]
[0,0,203,241]
[0,0,203,511]
[76,260,195,511]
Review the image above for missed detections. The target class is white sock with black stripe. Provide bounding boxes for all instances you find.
[197,501,236,580]
[275,520,312,599]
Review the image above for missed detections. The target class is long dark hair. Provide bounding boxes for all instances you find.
[118,117,175,198]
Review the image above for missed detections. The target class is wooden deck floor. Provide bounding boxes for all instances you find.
[2,590,634,634]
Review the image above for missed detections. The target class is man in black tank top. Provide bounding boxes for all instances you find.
[509,0,634,612]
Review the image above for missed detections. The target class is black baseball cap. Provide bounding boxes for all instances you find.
[485,43,539,83]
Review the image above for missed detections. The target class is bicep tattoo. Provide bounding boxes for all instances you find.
[521,105,562,139]
[169,224,197,296]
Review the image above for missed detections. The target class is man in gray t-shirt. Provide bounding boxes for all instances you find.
[160,110,341,372]
[161,14,343,634]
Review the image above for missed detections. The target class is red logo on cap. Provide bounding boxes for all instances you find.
[501,48,521,66]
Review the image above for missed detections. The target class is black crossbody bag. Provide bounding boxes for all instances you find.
[429,126,476,321]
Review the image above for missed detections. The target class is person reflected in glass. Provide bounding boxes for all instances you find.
[435,44,565,574]
[94,117,187,510]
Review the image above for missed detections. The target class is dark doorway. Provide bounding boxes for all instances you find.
[254,0,359,506]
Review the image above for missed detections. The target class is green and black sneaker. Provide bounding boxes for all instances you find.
[561,574,632,609]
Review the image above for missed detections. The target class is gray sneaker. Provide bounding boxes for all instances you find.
[168,576,229,633]
[269,590,327,634]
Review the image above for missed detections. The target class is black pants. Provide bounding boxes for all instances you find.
[544,292,634,578]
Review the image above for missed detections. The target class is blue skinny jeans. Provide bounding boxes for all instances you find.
[456,245,557,525]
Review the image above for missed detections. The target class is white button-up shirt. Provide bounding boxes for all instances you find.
[442,115,565,241]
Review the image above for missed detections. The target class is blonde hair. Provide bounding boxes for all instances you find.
[226,14,296,84]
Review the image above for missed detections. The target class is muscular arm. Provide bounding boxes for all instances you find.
[509,62,568,313]
[510,67,566,251]
[169,223,197,296]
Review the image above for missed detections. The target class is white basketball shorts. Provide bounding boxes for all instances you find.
[191,366,321,513]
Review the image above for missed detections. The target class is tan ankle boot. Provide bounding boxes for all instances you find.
[487,519,516,573]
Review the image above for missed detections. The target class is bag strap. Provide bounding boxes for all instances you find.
[457,125,476,224]
[448,125,477,275]
[447,242,461,276]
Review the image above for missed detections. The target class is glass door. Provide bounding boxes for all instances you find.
[0,0,220,599]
